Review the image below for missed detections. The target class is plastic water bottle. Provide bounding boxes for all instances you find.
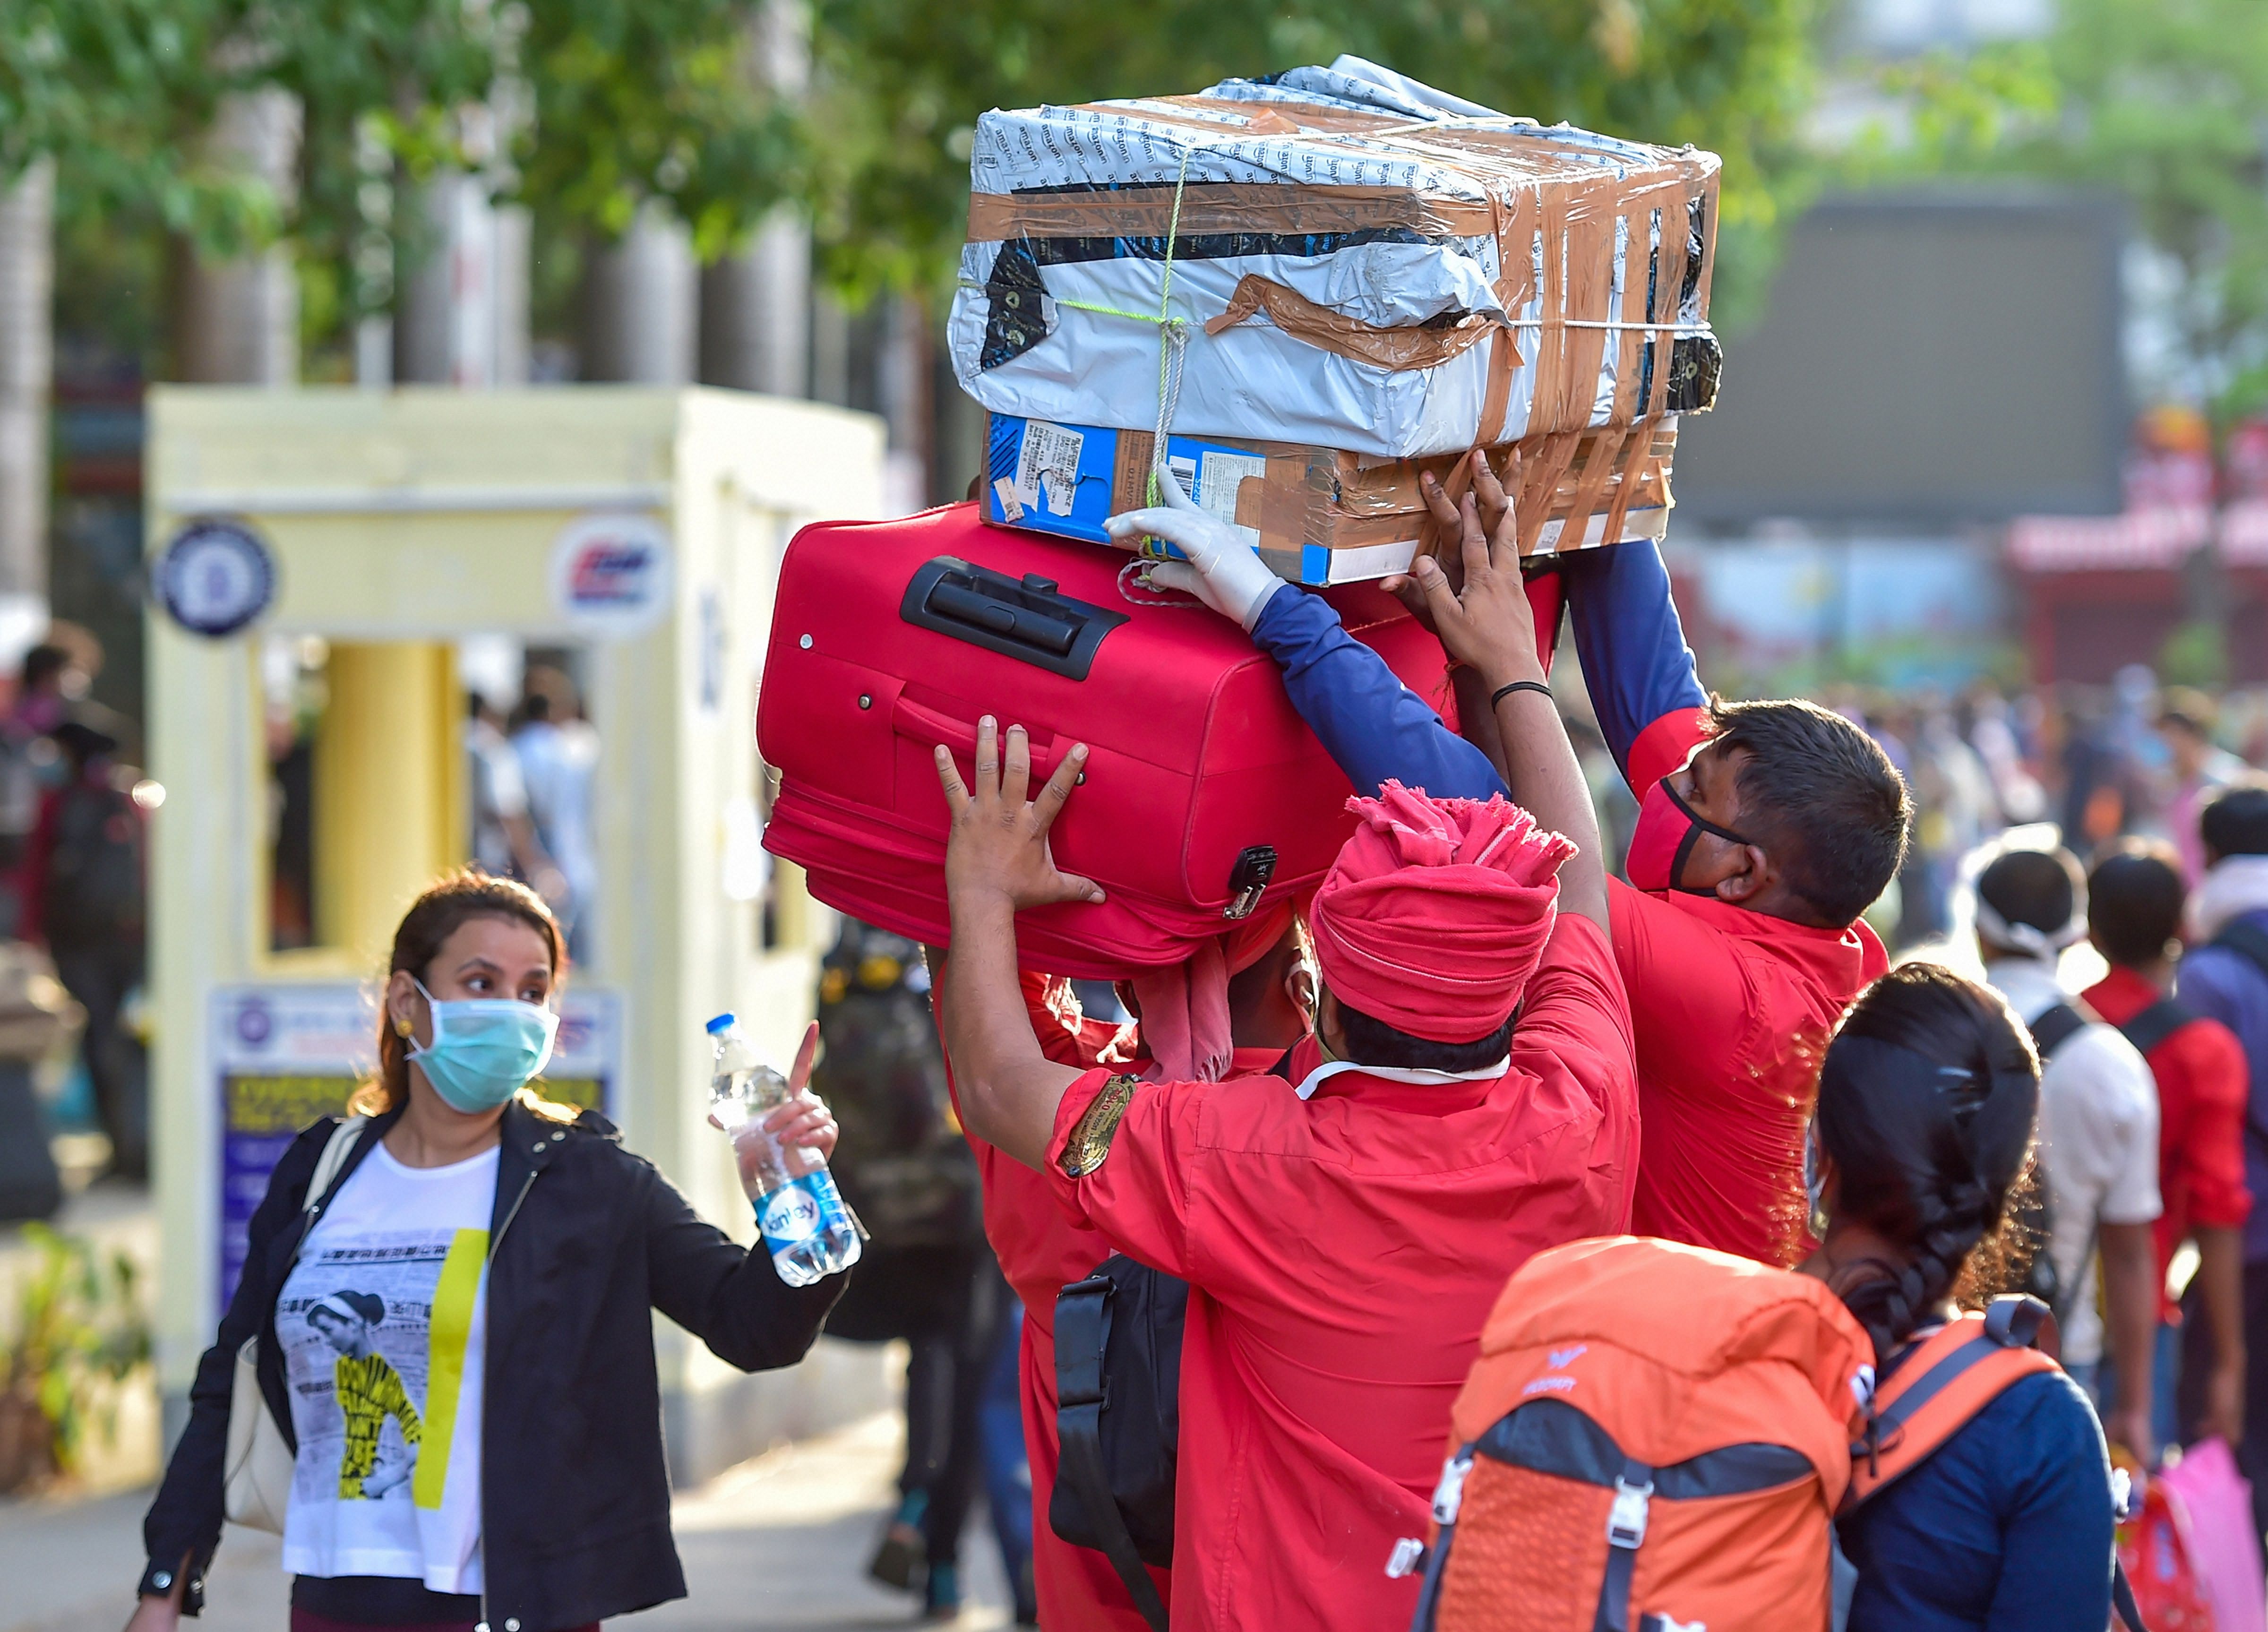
[706,1013,861,1286]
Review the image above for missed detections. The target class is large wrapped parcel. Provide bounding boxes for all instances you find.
[947,56,1722,463]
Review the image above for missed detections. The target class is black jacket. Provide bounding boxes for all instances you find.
[140,1100,843,1630]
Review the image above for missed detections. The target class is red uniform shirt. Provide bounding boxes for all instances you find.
[941,973,1282,1632]
[2084,966,2253,1322]
[1042,917,1637,1631]
[1613,713,1890,1265]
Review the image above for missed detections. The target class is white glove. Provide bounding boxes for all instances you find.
[1102,470,1285,630]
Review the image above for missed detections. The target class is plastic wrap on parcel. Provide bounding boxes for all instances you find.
[947,55,1722,462]
[981,412,1678,585]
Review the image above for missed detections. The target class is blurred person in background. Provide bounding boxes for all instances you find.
[2173,781,2268,1530]
[465,692,563,904]
[512,670,599,962]
[1973,845,2162,1460]
[2157,688,2245,884]
[2083,842,2250,1454]
[0,644,76,937]
[1968,684,2047,828]
[24,719,148,1180]
[811,918,1034,1623]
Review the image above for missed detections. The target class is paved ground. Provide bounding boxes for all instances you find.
[0,1412,1015,1632]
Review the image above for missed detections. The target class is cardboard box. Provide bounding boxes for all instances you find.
[982,412,1677,585]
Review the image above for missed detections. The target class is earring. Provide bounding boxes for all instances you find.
[394,1016,413,1039]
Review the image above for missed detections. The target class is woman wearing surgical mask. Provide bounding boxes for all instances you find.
[131,871,844,1632]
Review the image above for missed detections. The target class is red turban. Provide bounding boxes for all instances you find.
[1310,782,1575,1044]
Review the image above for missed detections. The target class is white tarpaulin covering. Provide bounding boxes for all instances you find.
[948,57,1721,460]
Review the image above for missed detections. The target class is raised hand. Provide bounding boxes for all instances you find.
[758,1021,838,1166]
[1101,470,1283,628]
[935,717,1106,914]
[1388,453,1546,690]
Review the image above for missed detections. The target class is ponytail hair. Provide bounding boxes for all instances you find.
[347,869,567,1118]
[1815,962,2040,1360]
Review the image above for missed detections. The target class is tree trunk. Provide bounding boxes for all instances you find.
[171,90,302,385]
[0,159,54,608]
[580,202,697,385]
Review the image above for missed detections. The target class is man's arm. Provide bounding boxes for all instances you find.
[1105,473,1509,804]
[1404,471,1609,928]
[2193,1224,2248,1446]
[2179,1019,2252,1445]
[932,718,1097,1170]
[1556,534,1710,794]
[2097,1220,2159,1460]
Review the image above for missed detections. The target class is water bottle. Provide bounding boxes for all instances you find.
[706,1013,861,1286]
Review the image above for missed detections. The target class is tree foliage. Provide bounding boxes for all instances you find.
[806,0,1821,310]
[1833,0,2268,414]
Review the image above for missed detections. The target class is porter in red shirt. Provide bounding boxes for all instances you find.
[1041,915,1635,1628]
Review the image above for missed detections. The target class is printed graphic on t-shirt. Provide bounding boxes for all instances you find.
[282,1228,488,1510]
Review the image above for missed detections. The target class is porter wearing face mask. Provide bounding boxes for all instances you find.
[133,871,852,1632]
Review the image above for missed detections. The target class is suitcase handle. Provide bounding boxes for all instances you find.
[895,695,1067,780]
[899,556,1127,681]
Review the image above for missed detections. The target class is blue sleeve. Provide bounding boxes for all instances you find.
[1979,1373,2117,1632]
[1247,588,1506,802]
[1838,1370,2113,1632]
[1558,539,1709,787]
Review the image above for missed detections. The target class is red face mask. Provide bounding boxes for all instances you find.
[1625,775,1754,895]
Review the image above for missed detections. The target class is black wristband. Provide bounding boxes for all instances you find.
[1490,679,1553,709]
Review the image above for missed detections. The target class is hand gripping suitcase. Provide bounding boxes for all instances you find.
[757,501,1451,979]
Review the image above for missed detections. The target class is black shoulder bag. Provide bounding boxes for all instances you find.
[1052,1254,1186,1632]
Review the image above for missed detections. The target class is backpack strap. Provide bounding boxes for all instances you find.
[1054,1273,1169,1632]
[2026,1002,2090,1061]
[2211,918,2268,986]
[2116,996,2196,1060]
[1840,1296,2060,1514]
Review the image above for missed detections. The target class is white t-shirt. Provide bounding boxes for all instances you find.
[278,1142,497,1592]
[1986,958,2163,1367]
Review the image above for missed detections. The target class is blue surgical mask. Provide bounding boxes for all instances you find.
[407,979,559,1113]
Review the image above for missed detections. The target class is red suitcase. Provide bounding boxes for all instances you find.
[756,502,1452,978]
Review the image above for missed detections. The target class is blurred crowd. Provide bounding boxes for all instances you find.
[1823,668,2268,948]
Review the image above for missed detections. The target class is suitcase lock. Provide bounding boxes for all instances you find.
[1223,845,1277,920]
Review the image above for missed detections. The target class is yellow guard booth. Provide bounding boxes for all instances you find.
[144,386,886,1482]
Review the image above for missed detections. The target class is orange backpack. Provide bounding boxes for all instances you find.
[1400,1237,2102,1632]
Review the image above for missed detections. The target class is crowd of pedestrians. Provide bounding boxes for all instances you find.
[119,451,2268,1632]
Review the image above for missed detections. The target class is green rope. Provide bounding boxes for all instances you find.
[1051,150,1197,507]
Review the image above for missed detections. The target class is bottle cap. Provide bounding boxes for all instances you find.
[704,1012,737,1035]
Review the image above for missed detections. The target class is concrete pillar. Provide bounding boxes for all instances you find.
[395,176,533,388]
[698,217,809,397]
[0,159,54,616]
[581,203,697,385]
[696,0,810,398]
[313,642,463,965]
[878,295,931,515]
[172,90,302,385]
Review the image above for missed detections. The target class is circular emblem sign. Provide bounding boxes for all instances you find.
[548,513,673,638]
[154,517,277,638]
